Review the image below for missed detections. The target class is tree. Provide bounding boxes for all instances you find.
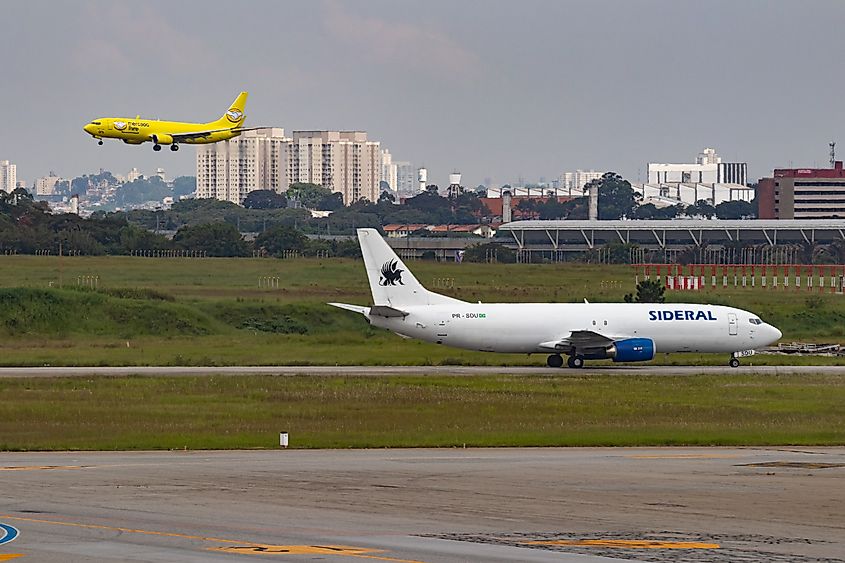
[254,225,307,256]
[462,242,516,263]
[173,223,249,257]
[585,172,636,220]
[172,176,197,197]
[685,199,716,218]
[715,200,755,219]
[287,183,338,209]
[243,190,287,209]
[623,279,665,303]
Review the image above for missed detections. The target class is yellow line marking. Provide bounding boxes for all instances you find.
[0,515,424,562]
[0,466,85,471]
[525,539,720,549]
[213,544,380,555]
[0,555,24,561]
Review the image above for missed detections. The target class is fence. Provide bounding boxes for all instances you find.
[634,263,845,293]
[258,276,281,289]
[77,275,100,289]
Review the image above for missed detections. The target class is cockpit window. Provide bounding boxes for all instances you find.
[749,318,763,325]
[91,121,102,125]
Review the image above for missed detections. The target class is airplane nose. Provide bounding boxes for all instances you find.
[83,124,93,134]
[769,325,782,343]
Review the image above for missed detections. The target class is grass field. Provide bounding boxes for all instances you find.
[0,373,842,450]
[0,255,843,366]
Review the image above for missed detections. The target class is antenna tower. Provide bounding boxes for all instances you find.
[831,141,836,168]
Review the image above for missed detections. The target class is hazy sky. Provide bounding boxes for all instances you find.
[2,0,844,188]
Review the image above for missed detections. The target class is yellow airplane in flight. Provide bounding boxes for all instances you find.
[83,92,258,152]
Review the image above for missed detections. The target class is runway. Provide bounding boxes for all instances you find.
[1,364,845,378]
[1,447,843,562]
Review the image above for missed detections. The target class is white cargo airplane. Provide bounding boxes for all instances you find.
[330,229,782,368]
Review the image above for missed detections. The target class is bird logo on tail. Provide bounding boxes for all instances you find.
[379,260,404,286]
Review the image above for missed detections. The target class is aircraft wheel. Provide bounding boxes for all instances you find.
[547,354,563,368]
[97,140,103,146]
[153,144,162,152]
[729,358,740,368]
[567,355,584,369]
[170,144,179,152]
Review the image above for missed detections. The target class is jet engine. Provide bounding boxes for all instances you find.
[151,134,174,145]
[607,338,655,362]
[122,139,144,145]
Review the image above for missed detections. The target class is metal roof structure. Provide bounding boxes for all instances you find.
[498,219,845,250]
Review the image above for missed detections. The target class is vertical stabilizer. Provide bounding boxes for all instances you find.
[217,92,248,127]
[357,229,463,307]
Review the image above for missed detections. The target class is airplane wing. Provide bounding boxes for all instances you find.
[538,330,624,353]
[168,127,269,143]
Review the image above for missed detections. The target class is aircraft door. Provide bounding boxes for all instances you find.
[435,318,448,344]
[728,313,738,336]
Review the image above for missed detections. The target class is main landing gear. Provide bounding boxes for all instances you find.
[170,144,179,152]
[546,354,585,368]
[729,357,740,368]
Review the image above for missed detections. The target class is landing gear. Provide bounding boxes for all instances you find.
[97,140,103,146]
[153,144,162,152]
[729,357,740,368]
[567,355,585,369]
[170,144,179,152]
[547,354,563,368]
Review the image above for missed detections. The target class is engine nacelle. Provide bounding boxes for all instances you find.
[151,133,174,145]
[122,139,144,145]
[608,338,655,363]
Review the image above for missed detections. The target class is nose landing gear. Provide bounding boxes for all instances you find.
[97,140,103,146]
[153,144,162,152]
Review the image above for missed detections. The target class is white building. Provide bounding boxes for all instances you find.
[289,131,381,203]
[0,160,17,192]
[395,161,415,196]
[380,149,398,191]
[196,128,290,204]
[35,174,62,196]
[632,182,754,207]
[560,169,603,195]
[648,148,747,185]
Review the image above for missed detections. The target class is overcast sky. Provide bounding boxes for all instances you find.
[2,0,844,188]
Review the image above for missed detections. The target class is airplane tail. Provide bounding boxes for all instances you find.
[216,92,248,127]
[357,228,464,307]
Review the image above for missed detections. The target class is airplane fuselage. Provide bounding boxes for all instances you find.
[369,302,778,355]
[83,117,240,145]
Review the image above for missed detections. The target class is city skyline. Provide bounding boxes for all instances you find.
[2,0,844,189]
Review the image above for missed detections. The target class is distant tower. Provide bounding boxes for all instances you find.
[417,167,428,192]
[447,171,462,198]
[502,190,512,223]
[70,194,79,215]
[588,184,598,221]
[831,142,837,169]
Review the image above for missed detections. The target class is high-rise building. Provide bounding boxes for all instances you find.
[126,167,143,183]
[289,131,381,203]
[196,128,290,204]
[35,174,62,196]
[648,148,747,185]
[757,161,845,219]
[380,149,398,191]
[560,169,603,195]
[395,161,415,195]
[0,160,17,192]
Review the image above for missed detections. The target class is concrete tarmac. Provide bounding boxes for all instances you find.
[1,447,843,562]
[1,364,845,378]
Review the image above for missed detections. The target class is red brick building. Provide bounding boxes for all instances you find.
[757,161,845,219]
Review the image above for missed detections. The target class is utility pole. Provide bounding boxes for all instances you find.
[831,141,836,168]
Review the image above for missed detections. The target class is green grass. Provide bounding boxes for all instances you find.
[1,374,843,450]
[0,255,842,366]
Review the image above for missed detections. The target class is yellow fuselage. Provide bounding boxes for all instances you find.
[83,117,239,145]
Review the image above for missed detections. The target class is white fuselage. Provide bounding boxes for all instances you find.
[369,303,780,355]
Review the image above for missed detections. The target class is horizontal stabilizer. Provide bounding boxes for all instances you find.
[328,302,370,316]
[369,305,409,318]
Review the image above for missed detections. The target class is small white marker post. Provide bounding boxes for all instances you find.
[279,432,289,448]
